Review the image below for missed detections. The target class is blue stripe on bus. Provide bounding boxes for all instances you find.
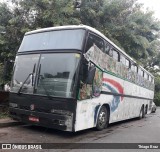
[103,83,121,112]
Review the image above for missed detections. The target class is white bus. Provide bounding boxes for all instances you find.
[9,25,154,132]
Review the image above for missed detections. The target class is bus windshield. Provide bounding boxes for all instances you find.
[11,53,80,98]
[11,54,40,94]
[18,29,85,52]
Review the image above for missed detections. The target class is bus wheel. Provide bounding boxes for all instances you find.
[96,106,108,131]
[139,106,145,119]
[145,105,148,114]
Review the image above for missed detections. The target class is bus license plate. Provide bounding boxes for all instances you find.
[29,116,39,122]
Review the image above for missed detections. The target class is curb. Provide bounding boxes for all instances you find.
[0,119,24,128]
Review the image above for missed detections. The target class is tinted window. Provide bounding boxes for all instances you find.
[131,65,134,71]
[151,77,154,83]
[144,72,148,79]
[125,59,130,68]
[85,33,104,52]
[19,29,85,52]
[135,66,138,73]
[112,49,119,61]
[131,64,137,72]
[104,42,110,54]
[11,54,40,93]
[142,71,144,77]
[138,68,143,76]
[36,53,80,98]
[109,49,113,57]
[120,55,125,65]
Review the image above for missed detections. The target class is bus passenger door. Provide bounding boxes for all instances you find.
[78,61,96,100]
[75,61,103,131]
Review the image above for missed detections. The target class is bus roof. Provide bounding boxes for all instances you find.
[25,25,154,77]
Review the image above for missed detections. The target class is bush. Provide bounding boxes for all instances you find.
[0,105,9,119]
[154,75,160,106]
[0,63,4,84]
[154,92,160,106]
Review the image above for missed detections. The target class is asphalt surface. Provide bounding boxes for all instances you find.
[0,108,160,152]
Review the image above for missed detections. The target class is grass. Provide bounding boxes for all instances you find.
[0,106,9,119]
[0,113,9,119]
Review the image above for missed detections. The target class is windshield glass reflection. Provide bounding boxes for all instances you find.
[11,53,80,98]
[11,54,40,93]
[36,53,80,98]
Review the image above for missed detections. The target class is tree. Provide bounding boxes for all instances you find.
[79,0,160,63]
[12,0,81,28]
[154,75,160,106]
[0,2,13,63]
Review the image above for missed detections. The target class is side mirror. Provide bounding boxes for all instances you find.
[86,66,96,85]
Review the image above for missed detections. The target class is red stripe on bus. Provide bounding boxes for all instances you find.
[103,78,124,100]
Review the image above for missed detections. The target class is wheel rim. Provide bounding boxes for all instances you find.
[98,110,106,127]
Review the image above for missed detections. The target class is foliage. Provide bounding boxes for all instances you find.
[153,75,160,106]
[0,105,9,118]
[0,63,4,84]
[154,92,160,106]
[0,3,13,63]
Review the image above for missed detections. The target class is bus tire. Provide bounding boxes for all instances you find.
[139,106,145,119]
[145,105,148,115]
[96,106,108,131]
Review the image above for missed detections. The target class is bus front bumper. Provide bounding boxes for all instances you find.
[9,107,73,132]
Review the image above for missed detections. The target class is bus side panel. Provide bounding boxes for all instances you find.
[75,72,124,132]
[75,94,112,132]
[102,73,125,123]
[75,72,154,132]
[122,75,154,117]
[103,72,154,123]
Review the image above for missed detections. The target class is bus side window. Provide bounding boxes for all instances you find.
[120,55,125,65]
[138,68,141,76]
[142,71,144,78]
[109,49,113,57]
[112,49,119,61]
[131,64,136,72]
[149,75,152,81]
[135,66,138,73]
[104,42,110,54]
[144,72,148,79]
[85,35,93,52]
[138,68,143,76]
[85,33,104,52]
[132,64,138,72]
[125,59,130,68]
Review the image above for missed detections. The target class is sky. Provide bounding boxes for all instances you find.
[138,0,160,19]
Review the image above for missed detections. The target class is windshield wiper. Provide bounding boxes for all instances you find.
[17,64,36,95]
[17,73,33,95]
[37,64,53,100]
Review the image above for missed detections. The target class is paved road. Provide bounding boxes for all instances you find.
[0,108,160,152]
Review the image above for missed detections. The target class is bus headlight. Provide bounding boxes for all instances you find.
[9,103,18,108]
